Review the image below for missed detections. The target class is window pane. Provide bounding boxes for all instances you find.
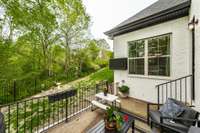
[159,35,170,55]
[136,40,145,57]
[148,57,170,76]
[148,58,159,75]
[159,57,170,76]
[128,42,136,57]
[128,40,144,58]
[148,35,170,56]
[148,38,158,56]
[129,59,144,75]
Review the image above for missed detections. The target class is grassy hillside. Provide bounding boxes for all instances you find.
[89,67,113,83]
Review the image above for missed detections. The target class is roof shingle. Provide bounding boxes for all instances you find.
[105,0,190,37]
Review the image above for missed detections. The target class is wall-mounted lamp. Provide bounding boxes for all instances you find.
[188,16,199,30]
[188,16,199,100]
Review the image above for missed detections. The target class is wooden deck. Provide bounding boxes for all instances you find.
[120,97,148,120]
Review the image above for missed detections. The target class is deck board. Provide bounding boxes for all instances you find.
[120,97,148,119]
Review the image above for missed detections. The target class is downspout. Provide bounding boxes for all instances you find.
[192,28,195,100]
[189,16,199,100]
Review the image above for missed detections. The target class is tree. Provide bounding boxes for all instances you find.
[55,0,90,73]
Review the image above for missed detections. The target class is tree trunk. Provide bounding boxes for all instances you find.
[64,37,70,74]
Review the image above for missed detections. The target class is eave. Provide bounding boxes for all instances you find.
[104,1,191,38]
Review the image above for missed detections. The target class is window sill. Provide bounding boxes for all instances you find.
[128,74,171,80]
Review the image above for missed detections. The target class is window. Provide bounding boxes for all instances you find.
[128,40,145,75]
[128,34,170,76]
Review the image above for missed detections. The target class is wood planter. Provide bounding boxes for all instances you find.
[105,119,117,132]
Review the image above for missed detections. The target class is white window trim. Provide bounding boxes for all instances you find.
[128,34,171,79]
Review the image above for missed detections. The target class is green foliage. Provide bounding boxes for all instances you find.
[119,85,129,93]
[89,67,114,83]
[106,106,116,122]
[105,106,123,126]
[0,0,112,104]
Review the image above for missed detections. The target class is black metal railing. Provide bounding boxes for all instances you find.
[156,75,193,107]
[0,70,91,105]
[0,81,108,133]
[0,78,57,105]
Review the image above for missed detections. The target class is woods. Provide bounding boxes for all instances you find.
[0,0,112,81]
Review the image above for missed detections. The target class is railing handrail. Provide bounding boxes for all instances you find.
[0,80,108,108]
[156,74,193,107]
[156,74,192,87]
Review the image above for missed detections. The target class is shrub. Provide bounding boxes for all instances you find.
[119,85,129,93]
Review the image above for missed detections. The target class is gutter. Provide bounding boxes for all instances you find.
[105,1,191,37]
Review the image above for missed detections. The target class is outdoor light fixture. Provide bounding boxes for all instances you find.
[188,16,199,30]
[188,16,199,100]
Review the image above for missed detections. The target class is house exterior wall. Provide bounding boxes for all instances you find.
[190,0,200,111]
[113,17,192,103]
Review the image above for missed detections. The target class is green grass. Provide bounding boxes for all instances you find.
[89,67,113,83]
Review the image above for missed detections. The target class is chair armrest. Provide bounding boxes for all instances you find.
[147,103,161,124]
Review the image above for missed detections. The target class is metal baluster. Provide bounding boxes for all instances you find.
[62,99,64,120]
[43,97,45,130]
[58,100,60,123]
[175,81,177,99]
[37,99,39,133]
[157,86,160,109]
[166,84,168,101]
[53,101,55,124]
[170,82,172,98]
[78,89,80,112]
[180,79,182,102]
[73,96,75,116]
[185,78,187,104]
[8,105,10,133]
[31,99,33,133]
[16,102,19,133]
[69,97,71,117]
[24,101,26,133]
[162,86,164,104]
[65,98,68,122]
[82,87,83,110]
[48,101,50,128]
[190,77,193,105]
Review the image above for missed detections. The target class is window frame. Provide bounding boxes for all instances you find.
[128,40,145,75]
[127,34,171,79]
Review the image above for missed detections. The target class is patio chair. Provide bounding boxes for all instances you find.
[147,98,200,133]
[0,112,5,133]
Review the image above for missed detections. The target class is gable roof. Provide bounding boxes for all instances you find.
[105,0,191,38]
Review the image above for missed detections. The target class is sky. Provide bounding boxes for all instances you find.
[83,0,157,50]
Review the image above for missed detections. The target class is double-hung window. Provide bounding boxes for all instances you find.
[128,34,170,77]
[128,40,145,75]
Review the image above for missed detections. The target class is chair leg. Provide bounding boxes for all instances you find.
[160,125,163,133]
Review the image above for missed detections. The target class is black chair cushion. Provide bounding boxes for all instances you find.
[176,107,199,127]
[149,110,189,132]
[0,112,5,133]
[164,121,189,132]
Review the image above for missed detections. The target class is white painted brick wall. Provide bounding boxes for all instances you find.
[113,17,192,103]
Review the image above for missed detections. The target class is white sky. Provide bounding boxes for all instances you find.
[83,0,158,50]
